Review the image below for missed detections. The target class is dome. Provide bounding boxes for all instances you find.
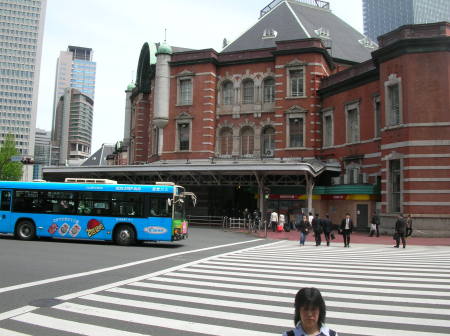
[156,42,172,55]
[126,82,136,91]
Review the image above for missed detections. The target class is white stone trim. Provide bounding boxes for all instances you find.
[404,190,450,194]
[404,166,450,170]
[404,178,450,181]
[403,202,450,206]
[381,140,450,150]
[365,152,381,158]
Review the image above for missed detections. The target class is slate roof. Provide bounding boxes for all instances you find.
[82,144,114,166]
[222,0,376,63]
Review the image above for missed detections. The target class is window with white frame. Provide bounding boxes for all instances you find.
[322,109,333,147]
[263,77,275,103]
[346,102,360,143]
[176,121,191,151]
[242,79,254,104]
[178,78,192,105]
[288,68,305,97]
[384,74,402,127]
[222,81,234,105]
[240,126,254,156]
[389,159,401,213]
[288,117,304,147]
[261,126,275,157]
[219,127,233,156]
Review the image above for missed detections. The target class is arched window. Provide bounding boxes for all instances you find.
[219,127,233,156]
[222,81,234,105]
[263,77,275,103]
[261,126,275,157]
[242,79,254,104]
[240,126,254,156]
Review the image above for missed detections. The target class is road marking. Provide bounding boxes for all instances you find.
[0,238,265,295]
[12,313,148,336]
[106,287,450,328]
[53,302,277,336]
[82,293,292,327]
[0,327,31,336]
[128,281,450,315]
[57,240,283,300]
[0,306,36,321]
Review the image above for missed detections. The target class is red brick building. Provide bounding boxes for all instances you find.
[44,1,450,236]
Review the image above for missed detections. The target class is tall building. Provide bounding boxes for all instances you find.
[363,0,450,41]
[51,46,96,165]
[51,88,94,166]
[0,0,47,159]
[33,127,50,179]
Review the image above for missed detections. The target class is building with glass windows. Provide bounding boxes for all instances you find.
[363,0,450,42]
[43,0,450,236]
[0,0,46,163]
[51,46,96,165]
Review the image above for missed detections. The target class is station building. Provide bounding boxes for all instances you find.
[44,0,450,236]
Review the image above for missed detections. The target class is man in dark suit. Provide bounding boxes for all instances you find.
[311,213,323,246]
[394,213,407,248]
[340,212,354,247]
[322,214,333,246]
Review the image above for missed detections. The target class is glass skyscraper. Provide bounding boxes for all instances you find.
[51,46,96,166]
[363,0,450,41]
[0,0,47,157]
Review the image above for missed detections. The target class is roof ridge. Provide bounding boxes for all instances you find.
[222,0,288,52]
[285,1,311,38]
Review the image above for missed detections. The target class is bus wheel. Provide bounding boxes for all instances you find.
[114,225,136,246]
[15,220,36,241]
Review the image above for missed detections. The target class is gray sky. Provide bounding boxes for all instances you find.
[36,0,363,151]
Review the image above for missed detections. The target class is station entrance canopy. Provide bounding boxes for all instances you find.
[43,159,340,212]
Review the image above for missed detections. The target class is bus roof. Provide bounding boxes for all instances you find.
[0,181,179,194]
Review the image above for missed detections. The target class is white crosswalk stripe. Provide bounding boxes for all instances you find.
[1,241,450,336]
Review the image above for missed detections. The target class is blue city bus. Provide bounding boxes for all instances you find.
[0,180,196,245]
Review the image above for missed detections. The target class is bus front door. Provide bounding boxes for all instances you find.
[0,190,12,233]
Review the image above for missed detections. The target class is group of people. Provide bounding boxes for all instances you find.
[296,212,355,248]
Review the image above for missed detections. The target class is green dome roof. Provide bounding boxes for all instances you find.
[156,42,172,55]
[126,82,136,91]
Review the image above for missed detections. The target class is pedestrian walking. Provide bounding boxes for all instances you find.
[369,211,380,237]
[297,214,311,246]
[340,213,353,247]
[282,287,338,336]
[278,213,285,232]
[406,214,413,238]
[322,214,333,246]
[270,210,279,232]
[394,213,407,248]
[312,213,323,246]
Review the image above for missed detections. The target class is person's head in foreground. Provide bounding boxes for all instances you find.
[294,287,326,334]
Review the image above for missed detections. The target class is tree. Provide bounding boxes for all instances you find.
[0,134,23,181]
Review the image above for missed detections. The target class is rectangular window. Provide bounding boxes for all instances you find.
[178,122,190,151]
[374,96,381,137]
[346,107,359,143]
[388,84,400,125]
[289,118,303,147]
[323,114,333,147]
[179,79,192,105]
[389,159,401,213]
[263,78,275,103]
[289,69,304,97]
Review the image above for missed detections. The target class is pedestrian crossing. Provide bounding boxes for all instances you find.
[1,241,450,336]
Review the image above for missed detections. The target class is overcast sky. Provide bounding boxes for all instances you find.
[36,0,363,151]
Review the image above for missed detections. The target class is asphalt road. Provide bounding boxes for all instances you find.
[0,227,268,315]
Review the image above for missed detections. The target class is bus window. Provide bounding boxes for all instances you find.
[78,191,111,216]
[111,192,143,217]
[0,190,11,211]
[148,196,172,217]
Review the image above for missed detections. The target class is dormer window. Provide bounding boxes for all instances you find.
[358,36,378,49]
[314,27,330,39]
[262,28,278,39]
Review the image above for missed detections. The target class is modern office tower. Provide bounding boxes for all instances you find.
[51,46,96,165]
[0,0,47,159]
[363,0,450,41]
[33,127,50,179]
[51,88,93,166]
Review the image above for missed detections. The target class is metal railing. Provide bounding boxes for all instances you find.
[186,215,224,226]
[260,0,330,18]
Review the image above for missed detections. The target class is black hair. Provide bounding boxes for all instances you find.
[293,287,326,328]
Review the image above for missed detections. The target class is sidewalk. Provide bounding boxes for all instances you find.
[252,230,450,246]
